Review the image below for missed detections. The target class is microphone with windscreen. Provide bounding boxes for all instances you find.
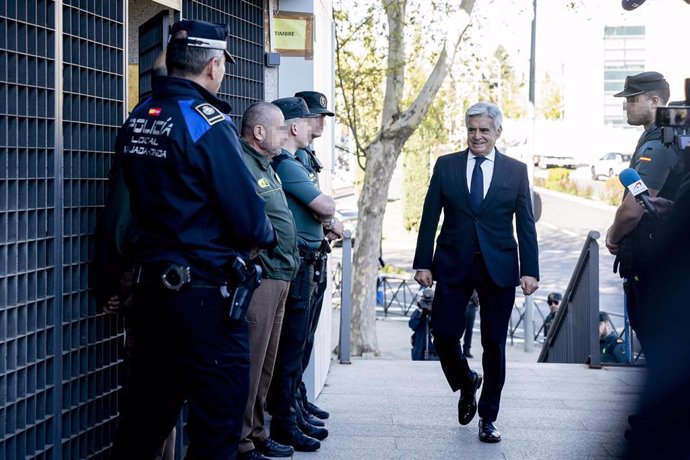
[619,168,660,219]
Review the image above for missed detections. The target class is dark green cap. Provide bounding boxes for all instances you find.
[613,71,669,97]
[295,91,335,116]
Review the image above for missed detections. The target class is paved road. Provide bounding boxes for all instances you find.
[535,187,625,322]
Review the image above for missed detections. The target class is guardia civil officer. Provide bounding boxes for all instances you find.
[112,20,276,459]
[605,71,684,352]
[293,91,342,424]
[237,102,298,460]
[266,97,340,451]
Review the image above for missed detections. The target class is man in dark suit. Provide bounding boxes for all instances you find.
[413,102,539,443]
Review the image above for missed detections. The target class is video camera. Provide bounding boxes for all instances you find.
[656,78,690,150]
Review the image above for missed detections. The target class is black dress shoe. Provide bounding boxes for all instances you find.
[298,419,329,441]
[270,426,321,452]
[253,437,294,457]
[304,410,325,426]
[237,450,269,460]
[307,402,330,419]
[458,371,482,425]
[478,418,501,443]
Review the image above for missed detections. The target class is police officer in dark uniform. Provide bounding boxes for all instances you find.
[113,20,276,459]
[542,292,562,337]
[292,91,340,424]
[606,71,684,352]
[266,97,341,451]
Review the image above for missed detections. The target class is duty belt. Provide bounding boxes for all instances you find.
[299,249,322,264]
[134,262,219,290]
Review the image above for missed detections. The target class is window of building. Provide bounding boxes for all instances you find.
[603,25,645,126]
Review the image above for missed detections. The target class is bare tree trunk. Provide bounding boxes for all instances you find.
[350,140,401,355]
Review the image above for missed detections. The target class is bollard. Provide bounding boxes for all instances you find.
[524,294,534,352]
[338,230,352,364]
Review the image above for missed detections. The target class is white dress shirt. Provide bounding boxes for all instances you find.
[466,149,496,199]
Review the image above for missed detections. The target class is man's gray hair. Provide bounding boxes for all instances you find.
[465,102,503,130]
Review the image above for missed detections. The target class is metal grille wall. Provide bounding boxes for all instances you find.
[184,0,265,123]
[0,1,58,457]
[0,1,125,458]
[60,1,125,458]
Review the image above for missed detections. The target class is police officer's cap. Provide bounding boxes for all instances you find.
[613,71,669,98]
[272,97,320,120]
[169,20,236,63]
[295,91,335,117]
[547,292,562,304]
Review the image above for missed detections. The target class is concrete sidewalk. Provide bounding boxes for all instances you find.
[297,318,644,459]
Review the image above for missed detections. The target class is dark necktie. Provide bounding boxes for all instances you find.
[470,156,486,212]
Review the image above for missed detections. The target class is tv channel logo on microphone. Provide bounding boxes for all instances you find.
[628,179,648,195]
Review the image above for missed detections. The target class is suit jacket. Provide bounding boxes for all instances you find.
[413,149,539,287]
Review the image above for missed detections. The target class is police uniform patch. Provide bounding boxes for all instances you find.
[258,178,270,188]
[194,103,224,125]
[319,95,327,108]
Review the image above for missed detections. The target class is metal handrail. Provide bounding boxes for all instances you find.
[538,231,601,367]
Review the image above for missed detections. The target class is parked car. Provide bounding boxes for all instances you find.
[533,153,578,169]
[590,152,631,180]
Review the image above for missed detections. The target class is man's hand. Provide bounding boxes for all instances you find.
[325,218,344,240]
[414,269,433,287]
[103,295,121,314]
[520,276,539,296]
[645,196,674,218]
[605,226,619,255]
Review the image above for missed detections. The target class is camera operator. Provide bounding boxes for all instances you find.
[605,71,684,352]
[409,288,439,361]
[626,157,690,458]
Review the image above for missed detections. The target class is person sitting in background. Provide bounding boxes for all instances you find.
[543,292,562,337]
[599,312,626,364]
[409,288,439,361]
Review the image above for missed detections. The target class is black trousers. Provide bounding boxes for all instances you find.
[113,281,250,460]
[266,260,314,428]
[297,255,328,407]
[431,254,516,422]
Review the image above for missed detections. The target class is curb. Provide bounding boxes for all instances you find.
[534,186,618,212]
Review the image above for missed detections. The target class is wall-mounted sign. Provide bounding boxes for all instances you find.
[273,11,313,59]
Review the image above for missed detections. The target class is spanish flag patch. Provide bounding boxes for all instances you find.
[148,107,162,116]
[640,156,652,162]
